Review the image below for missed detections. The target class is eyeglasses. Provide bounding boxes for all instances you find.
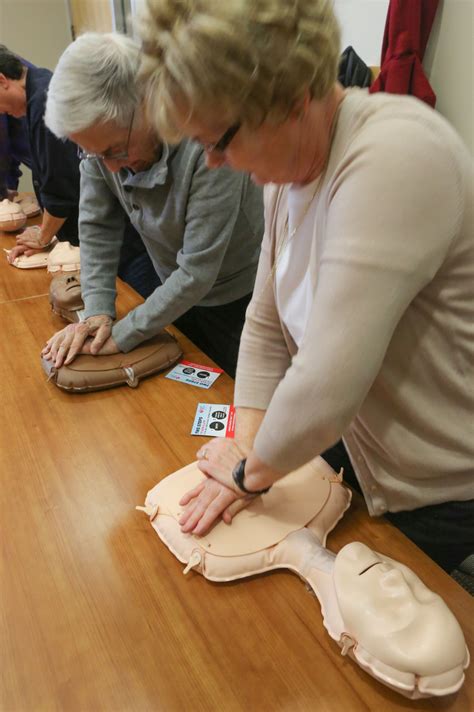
[77,110,135,162]
[202,122,241,154]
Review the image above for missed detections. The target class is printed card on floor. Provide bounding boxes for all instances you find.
[165,360,223,389]
[191,404,236,438]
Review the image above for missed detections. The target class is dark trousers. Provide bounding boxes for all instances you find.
[174,293,252,379]
[322,440,474,573]
[117,221,161,299]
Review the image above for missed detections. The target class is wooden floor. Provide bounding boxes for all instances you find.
[0,222,472,712]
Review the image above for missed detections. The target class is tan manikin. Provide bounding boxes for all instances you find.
[137,458,469,699]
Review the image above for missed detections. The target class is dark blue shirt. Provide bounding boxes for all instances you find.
[25,66,80,241]
[0,114,31,197]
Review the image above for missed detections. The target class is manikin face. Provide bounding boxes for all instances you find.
[69,110,160,174]
[0,74,27,117]
[334,543,466,675]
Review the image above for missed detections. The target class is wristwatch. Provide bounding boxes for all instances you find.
[232,458,272,495]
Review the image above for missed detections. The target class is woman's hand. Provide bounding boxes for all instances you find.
[42,315,113,367]
[196,437,280,494]
[196,437,248,490]
[178,478,254,536]
[178,437,281,534]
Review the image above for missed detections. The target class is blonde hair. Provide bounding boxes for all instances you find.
[138,0,340,142]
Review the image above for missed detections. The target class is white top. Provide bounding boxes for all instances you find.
[275,180,320,347]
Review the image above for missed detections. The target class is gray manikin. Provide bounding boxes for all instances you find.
[137,458,469,699]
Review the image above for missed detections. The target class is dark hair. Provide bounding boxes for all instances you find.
[0,45,25,79]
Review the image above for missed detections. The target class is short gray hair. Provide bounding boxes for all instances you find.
[139,0,341,142]
[45,32,142,138]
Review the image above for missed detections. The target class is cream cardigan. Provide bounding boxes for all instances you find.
[235,89,474,515]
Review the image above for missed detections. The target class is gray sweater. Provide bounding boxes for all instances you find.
[79,140,263,352]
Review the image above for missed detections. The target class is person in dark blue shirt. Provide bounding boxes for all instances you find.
[0,47,79,250]
[0,53,34,200]
[0,44,159,298]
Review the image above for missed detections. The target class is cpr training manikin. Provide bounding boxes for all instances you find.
[137,458,469,699]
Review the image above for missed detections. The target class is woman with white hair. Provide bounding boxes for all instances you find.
[43,32,264,378]
[138,0,474,572]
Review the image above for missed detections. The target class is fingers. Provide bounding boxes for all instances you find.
[191,488,238,536]
[222,495,255,524]
[178,480,241,536]
[89,322,112,355]
[7,245,27,263]
[41,328,71,367]
[63,323,90,365]
[179,481,206,507]
[42,327,66,358]
[52,325,78,368]
[41,323,88,368]
[16,237,38,249]
[196,458,213,477]
[16,227,43,249]
[194,437,247,489]
[41,317,113,367]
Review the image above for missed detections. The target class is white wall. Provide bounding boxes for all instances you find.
[334,0,474,154]
[334,0,389,65]
[0,0,70,70]
[424,0,474,154]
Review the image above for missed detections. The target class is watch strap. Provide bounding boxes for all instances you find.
[232,458,271,495]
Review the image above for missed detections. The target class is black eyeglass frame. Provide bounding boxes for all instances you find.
[77,110,135,161]
[203,122,241,154]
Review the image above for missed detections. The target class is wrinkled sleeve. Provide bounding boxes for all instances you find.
[79,159,126,319]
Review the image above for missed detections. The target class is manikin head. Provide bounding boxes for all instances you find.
[334,542,468,678]
[45,33,160,174]
[0,45,27,117]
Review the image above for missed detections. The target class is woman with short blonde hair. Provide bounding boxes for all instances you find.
[141,0,341,139]
[138,0,474,573]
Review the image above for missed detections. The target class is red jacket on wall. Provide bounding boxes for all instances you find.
[369,0,439,107]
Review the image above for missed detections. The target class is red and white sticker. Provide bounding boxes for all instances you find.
[191,404,236,438]
[166,360,223,389]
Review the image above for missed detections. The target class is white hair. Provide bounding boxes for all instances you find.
[45,32,142,138]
